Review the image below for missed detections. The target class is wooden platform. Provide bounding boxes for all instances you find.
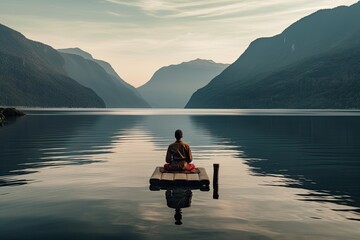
[149,167,210,189]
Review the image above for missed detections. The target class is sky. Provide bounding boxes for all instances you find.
[0,0,358,87]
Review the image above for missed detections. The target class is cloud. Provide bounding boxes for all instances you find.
[104,0,253,18]
[107,11,127,17]
[105,0,359,20]
[105,0,219,12]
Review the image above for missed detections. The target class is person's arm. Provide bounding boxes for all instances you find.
[186,145,193,163]
[165,146,172,163]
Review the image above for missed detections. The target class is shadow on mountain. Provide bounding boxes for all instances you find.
[191,115,360,215]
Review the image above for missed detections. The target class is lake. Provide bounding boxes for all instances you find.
[0,109,360,240]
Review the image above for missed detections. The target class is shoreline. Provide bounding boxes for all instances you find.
[0,108,26,126]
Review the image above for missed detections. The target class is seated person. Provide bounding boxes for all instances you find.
[164,129,195,171]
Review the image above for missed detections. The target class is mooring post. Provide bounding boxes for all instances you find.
[213,163,219,199]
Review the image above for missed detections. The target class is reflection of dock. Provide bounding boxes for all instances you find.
[149,167,210,191]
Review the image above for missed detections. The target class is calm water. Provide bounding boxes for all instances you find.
[1,109,360,240]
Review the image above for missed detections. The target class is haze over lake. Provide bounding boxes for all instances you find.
[0,109,359,239]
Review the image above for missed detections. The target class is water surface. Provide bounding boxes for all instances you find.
[0,109,359,239]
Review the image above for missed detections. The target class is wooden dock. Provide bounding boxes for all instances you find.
[149,167,210,190]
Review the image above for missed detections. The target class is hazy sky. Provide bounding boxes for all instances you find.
[0,0,358,87]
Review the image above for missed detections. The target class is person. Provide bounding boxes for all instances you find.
[164,129,195,171]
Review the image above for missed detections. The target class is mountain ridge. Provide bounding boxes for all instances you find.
[186,1,360,109]
[58,49,150,108]
[0,23,105,108]
[138,59,229,108]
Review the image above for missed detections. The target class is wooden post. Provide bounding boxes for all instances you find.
[213,163,219,199]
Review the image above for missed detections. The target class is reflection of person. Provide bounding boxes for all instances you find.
[164,129,195,171]
[166,188,192,225]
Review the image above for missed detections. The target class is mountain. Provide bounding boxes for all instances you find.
[0,24,105,108]
[58,48,150,108]
[138,59,228,108]
[186,2,360,108]
[209,33,360,108]
[58,48,136,90]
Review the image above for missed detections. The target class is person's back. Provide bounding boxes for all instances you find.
[166,141,192,162]
[164,129,195,171]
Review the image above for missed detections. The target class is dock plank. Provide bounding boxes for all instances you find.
[186,173,200,182]
[174,173,187,183]
[149,167,162,185]
[198,167,210,185]
[161,173,174,182]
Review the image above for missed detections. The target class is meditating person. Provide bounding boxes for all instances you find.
[164,129,195,171]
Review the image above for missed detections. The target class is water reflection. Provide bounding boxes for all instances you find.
[0,113,143,186]
[1,109,360,239]
[166,188,193,225]
[142,115,237,162]
[191,116,360,216]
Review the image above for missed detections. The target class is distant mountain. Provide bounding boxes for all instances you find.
[138,59,228,108]
[58,48,150,108]
[0,24,105,108]
[186,2,360,108]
